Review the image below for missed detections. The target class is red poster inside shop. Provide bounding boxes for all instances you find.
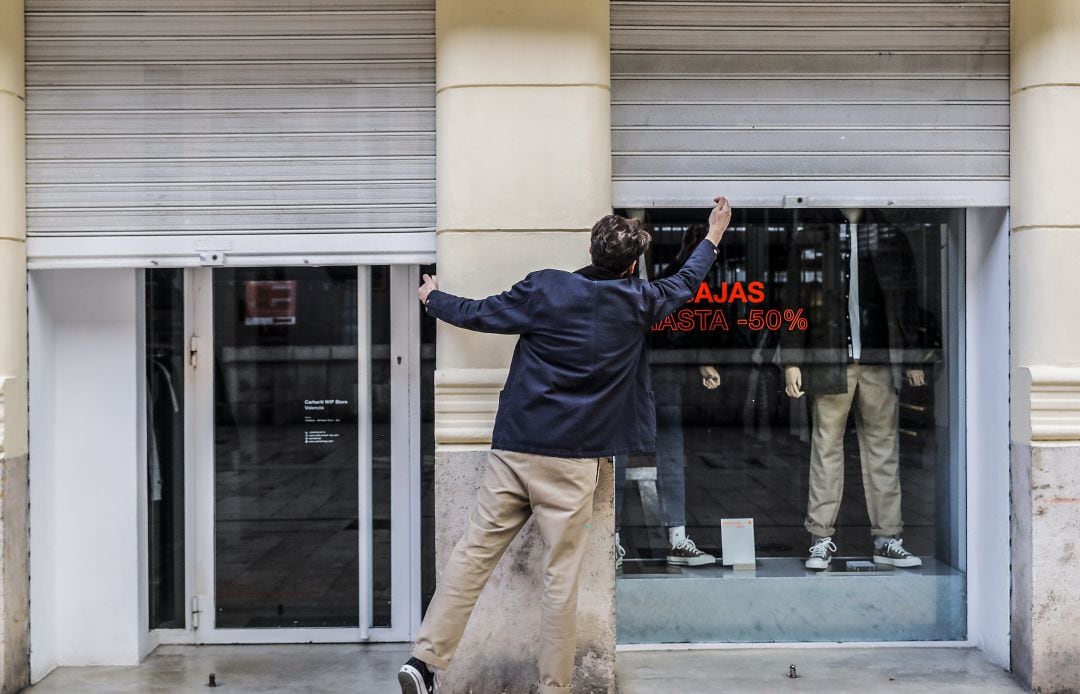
[244,280,297,326]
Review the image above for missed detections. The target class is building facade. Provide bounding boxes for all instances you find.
[0,0,1077,692]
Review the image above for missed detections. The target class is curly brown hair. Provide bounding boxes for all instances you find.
[589,214,651,275]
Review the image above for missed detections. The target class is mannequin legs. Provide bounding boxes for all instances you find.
[804,363,903,539]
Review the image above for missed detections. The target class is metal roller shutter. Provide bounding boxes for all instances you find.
[610,0,1009,208]
[25,0,435,267]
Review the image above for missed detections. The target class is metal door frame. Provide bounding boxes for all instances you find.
[176,264,420,644]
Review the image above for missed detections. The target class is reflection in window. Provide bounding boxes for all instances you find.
[146,269,186,629]
[212,267,361,629]
[419,264,437,615]
[615,208,963,644]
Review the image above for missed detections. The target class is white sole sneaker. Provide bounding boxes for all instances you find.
[667,554,716,567]
[398,666,429,694]
[873,554,923,568]
[805,557,830,570]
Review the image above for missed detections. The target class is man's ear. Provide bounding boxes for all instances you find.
[628,259,638,276]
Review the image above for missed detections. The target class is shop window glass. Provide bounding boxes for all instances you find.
[615,208,964,643]
[146,268,186,629]
[420,264,437,615]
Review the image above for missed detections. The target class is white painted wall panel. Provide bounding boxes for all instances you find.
[28,269,147,671]
[965,208,1011,667]
[611,0,1010,207]
[24,0,435,265]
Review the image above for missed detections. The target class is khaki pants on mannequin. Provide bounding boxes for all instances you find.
[804,363,904,538]
[411,449,602,694]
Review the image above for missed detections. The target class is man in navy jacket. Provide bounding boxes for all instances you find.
[399,197,731,694]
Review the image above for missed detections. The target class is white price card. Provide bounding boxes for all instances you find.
[721,518,756,568]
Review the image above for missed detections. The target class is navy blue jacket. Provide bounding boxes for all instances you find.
[425,239,718,457]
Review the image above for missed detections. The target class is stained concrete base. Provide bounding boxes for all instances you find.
[1,454,30,693]
[1011,443,1080,693]
[24,644,1021,693]
[432,450,616,694]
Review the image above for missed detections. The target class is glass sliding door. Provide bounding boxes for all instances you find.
[211,266,360,629]
[190,265,421,643]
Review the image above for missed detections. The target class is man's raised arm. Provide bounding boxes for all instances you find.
[419,272,536,335]
[645,196,732,324]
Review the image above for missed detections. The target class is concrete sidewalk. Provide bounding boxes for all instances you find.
[25,644,1023,693]
[616,647,1023,694]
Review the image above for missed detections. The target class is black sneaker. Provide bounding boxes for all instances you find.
[873,537,923,568]
[398,657,435,694]
[667,537,716,567]
[805,535,836,570]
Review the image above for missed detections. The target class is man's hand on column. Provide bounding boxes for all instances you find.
[784,366,805,399]
[707,196,732,246]
[699,365,721,389]
[419,273,438,305]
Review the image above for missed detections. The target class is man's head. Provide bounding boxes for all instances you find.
[589,214,651,276]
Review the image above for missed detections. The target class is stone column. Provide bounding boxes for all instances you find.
[1010,1,1080,690]
[0,0,30,690]
[432,1,615,691]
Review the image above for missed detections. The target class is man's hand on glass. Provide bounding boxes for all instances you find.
[700,365,721,389]
[418,273,438,305]
[707,196,732,245]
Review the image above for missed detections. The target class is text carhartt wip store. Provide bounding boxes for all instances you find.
[13,0,1028,690]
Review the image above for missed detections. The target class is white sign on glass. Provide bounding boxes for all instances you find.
[721,518,756,569]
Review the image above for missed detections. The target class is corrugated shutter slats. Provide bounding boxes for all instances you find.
[24,1,435,247]
[611,0,1010,205]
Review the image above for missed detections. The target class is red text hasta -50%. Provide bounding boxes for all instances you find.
[737,308,808,331]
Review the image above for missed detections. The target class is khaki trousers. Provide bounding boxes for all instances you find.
[412,448,602,694]
[804,363,904,538]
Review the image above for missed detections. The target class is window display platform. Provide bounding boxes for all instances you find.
[616,556,965,644]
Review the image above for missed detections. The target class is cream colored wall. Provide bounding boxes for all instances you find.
[434,0,611,445]
[0,0,26,459]
[0,2,29,689]
[431,8,617,691]
[1010,0,1080,443]
[1010,2,1080,689]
